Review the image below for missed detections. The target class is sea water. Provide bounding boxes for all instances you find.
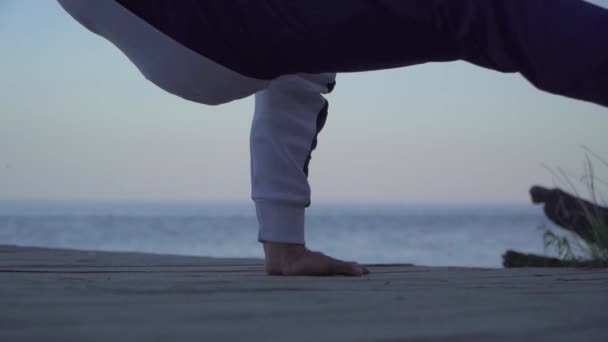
[0,201,574,267]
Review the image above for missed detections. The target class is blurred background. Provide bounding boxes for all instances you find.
[1,0,607,266]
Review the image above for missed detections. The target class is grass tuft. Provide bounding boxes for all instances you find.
[542,147,608,265]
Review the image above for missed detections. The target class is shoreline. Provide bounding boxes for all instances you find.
[2,244,607,341]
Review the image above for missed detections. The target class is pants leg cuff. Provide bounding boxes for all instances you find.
[255,200,305,244]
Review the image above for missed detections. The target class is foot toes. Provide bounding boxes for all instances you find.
[349,262,370,275]
[332,261,364,276]
[361,265,370,275]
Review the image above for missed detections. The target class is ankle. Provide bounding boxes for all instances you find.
[263,241,306,261]
[262,241,306,275]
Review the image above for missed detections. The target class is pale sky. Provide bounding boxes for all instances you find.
[1,0,607,204]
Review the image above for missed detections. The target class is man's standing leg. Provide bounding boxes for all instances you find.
[250,73,368,276]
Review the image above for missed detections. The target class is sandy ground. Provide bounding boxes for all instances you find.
[1,245,607,341]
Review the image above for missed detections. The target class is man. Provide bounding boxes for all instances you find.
[57,0,607,276]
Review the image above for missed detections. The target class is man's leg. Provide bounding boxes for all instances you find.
[65,0,607,106]
[251,73,368,276]
[444,0,608,107]
[59,0,367,276]
[219,0,607,107]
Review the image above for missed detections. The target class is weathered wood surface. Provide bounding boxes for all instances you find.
[1,245,608,341]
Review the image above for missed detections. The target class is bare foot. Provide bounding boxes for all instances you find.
[263,242,370,276]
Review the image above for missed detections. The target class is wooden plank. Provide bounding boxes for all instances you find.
[1,245,607,341]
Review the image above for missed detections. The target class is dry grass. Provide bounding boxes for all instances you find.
[542,147,608,264]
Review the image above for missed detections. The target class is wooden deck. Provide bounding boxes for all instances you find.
[1,245,607,341]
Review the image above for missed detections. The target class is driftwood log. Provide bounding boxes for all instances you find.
[529,185,608,244]
[503,185,608,268]
[502,250,607,268]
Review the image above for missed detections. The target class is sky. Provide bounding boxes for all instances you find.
[1,0,607,204]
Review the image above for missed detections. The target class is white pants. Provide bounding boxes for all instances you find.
[58,0,336,244]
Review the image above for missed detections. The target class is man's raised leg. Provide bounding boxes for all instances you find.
[229,0,606,107]
[445,0,608,107]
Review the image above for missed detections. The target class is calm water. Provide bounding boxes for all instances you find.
[0,201,572,267]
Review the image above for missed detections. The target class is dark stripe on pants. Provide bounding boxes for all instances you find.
[303,100,329,179]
